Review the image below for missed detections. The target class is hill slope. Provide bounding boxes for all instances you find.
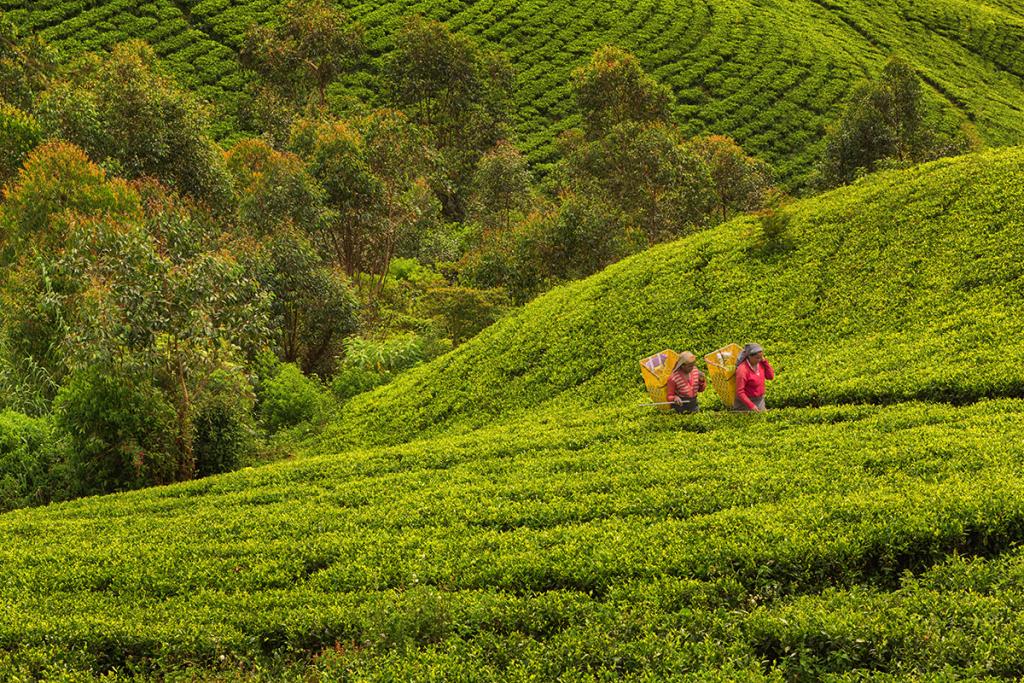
[2,148,1024,680]
[5,0,1024,183]
[318,146,1024,449]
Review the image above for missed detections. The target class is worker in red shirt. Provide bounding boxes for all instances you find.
[667,351,706,413]
[734,343,775,412]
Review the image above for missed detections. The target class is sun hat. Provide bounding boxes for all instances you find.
[675,351,697,369]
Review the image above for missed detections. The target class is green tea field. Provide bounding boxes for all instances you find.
[2,148,1024,680]
[4,0,1024,184]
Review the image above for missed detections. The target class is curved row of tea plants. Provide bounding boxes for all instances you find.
[4,399,1024,679]
[4,0,1024,183]
[316,146,1024,450]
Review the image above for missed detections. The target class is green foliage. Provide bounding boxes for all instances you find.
[240,0,364,108]
[35,41,233,210]
[467,139,533,231]
[560,121,714,243]
[251,225,359,375]
[0,327,55,415]
[2,154,272,488]
[193,368,256,477]
[0,410,65,511]
[691,134,775,221]
[342,333,435,375]
[330,365,390,402]
[384,15,514,218]
[0,100,42,185]
[292,117,381,276]
[225,137,324,236]
[259,362,325,433]
[571,45,674,140]
[417,285,508,344]
[0,140,140,254]
[820,55,975,187]
[0,13,55,111]
[54,366,178,495]
[461,195,637,302]
[358,108,441,290]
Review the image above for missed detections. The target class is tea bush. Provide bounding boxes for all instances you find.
[5,0,1024,185]
[3,400,1024,678]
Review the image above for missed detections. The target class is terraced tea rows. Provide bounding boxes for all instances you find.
[4,399,1024,679]
[5,0,1024,184]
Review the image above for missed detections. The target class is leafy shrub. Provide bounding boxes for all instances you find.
[0,410,65,511]
[0,141,140,251]
[0,101,43,185]
[259,362,325,433]
[193,368,256,477]
[342,333,438,374]
[418,285,509,344]
[330,365,390,402]
[54,367,179,495]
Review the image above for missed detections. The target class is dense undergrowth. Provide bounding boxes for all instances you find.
[316,147,1024,450]
[2,149,1024,679]
[5,0,1024,184]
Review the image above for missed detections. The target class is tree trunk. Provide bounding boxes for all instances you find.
[174,349,195,481]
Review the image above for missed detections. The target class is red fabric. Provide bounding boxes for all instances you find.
[735,359,775,410]
[667,367,706,401]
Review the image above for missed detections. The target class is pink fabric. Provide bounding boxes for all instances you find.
[667,367,706,401]
[735,359,775,410]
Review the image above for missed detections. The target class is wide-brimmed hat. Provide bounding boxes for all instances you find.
[674,351,697,369]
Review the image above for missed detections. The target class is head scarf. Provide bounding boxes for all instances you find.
[736,343,764,367]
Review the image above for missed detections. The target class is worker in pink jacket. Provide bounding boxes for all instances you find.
[667,351,706,414]
[734,343,775,412]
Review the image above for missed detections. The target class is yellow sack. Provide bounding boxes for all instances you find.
[639,349,680,411]
[704,343,742,407]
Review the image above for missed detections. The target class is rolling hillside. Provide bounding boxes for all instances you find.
[2,149,1024,680]
[4,0,1024,184]
[316,145,1024,449]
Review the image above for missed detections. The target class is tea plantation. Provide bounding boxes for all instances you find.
[318,146,1024,449]
[2,148,1024,680]
[4,0,1024,183]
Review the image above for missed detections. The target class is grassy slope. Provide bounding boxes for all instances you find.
[316,146,1024,450]
[3,0,1024,184]
[2,149,1024,679]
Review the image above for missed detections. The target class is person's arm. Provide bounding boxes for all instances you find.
[696,371,706,393]
[762,359,775,381]
[735,363,757,410]
[666,374,679,402]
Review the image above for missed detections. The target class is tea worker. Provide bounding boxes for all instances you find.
[734,343,775,412]
[667,351,706,414]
